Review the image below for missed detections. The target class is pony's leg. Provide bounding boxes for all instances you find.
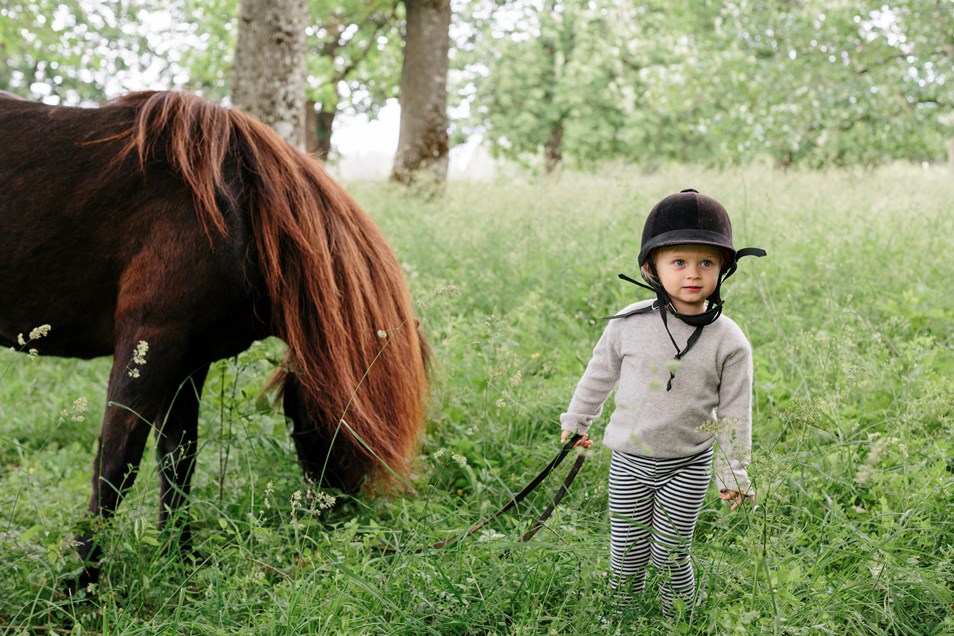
[155,365,209,551]
[73,335,187,591]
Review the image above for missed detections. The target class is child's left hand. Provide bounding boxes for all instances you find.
[720,489,755,511]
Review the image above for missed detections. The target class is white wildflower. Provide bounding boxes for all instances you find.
[29,324,51,340]
[312,490,336,510]
[132,340,148,365]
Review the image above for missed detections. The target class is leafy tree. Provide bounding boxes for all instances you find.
[463,0,954,168]
[709,0,954,167]
[2,0,403,156]
[182,0,404,156]
[304,0,401,158]
[0,0,161,103]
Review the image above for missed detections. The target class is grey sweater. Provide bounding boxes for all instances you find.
[560,299,753,493]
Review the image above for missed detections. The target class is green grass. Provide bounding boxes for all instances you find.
[1,165,952,634]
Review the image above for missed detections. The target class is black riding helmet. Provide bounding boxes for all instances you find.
[625,188,766,325]
[638,189,737,270]
[613,188,766,390]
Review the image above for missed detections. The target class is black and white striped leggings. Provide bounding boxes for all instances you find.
[608,446,713,612]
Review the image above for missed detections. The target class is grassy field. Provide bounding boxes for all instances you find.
[1,165,952,635]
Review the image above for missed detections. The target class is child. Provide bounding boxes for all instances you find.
[559,189,764,615]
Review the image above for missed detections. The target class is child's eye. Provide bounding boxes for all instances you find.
[701,259,714,267]
[672,259,686,267]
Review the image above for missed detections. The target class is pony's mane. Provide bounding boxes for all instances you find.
[110,91,428,487]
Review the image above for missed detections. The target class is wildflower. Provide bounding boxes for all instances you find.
[697,418,735,435]
[16,334,25,346]
[433,448,448,460]
[61,396,89,422]
[477,530,505,543]
[29,324,51,340]
[855,464,875,485]
[312,490,336,510]
[451,453,468,468]
[377,329,388,339]
[664,359,683,373]
[28,348,39,359]
[436,285,460,297]
[127,340,148,377]
[263,481,274,509]
[510,370,523,387]
[132,340,148,365]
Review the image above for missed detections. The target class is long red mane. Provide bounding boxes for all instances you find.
[111,91,429,487]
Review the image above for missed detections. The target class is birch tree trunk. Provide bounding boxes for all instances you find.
[390,0,451,185]
[232,0,308,150]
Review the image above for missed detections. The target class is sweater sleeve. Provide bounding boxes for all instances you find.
[560,323,622,436]
[714,339,754,495]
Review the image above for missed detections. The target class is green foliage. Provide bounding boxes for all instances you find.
[1,166,953,633]
[462,0,954,169]
[1,0,403,150]
[0,0,159,102]
[180,0,404,117]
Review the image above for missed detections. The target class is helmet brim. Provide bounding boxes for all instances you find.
[638,229,736,266]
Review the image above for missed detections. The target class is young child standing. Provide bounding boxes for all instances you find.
[559,189,764,615]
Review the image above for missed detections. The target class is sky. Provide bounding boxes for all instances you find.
[333,100,401,156]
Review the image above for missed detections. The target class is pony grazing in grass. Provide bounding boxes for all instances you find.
[0,90,429,588]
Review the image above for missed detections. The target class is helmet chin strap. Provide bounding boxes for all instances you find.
[612,247,766,391]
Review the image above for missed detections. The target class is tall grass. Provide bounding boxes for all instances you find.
[1,165,951,634]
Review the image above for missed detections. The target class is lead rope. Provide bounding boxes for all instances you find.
[377,434,586,554]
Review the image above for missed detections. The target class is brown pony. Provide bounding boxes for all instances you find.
[0,91,429,586]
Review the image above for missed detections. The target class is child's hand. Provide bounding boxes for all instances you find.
[561,431,592,448]
[720,489,755,511]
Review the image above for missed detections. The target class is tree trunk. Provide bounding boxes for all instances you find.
[544,122,564,174]
[305,100,335,160]
[390,0,451,185]
[232,0,308,150]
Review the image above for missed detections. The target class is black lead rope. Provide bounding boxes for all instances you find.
[377,434,586,554]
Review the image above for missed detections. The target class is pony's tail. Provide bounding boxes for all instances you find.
[115,91,429,489]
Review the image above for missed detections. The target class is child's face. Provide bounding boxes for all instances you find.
[648,244,723,315]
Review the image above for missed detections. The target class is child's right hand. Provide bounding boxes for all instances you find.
[720,489,755,511]
[561,430,592,448]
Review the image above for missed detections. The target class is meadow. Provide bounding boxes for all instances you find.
[1,165,952,635]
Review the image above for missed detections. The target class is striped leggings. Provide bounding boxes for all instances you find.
[608,446,713,613]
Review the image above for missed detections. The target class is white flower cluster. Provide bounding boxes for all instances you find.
[128,340,149,378]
